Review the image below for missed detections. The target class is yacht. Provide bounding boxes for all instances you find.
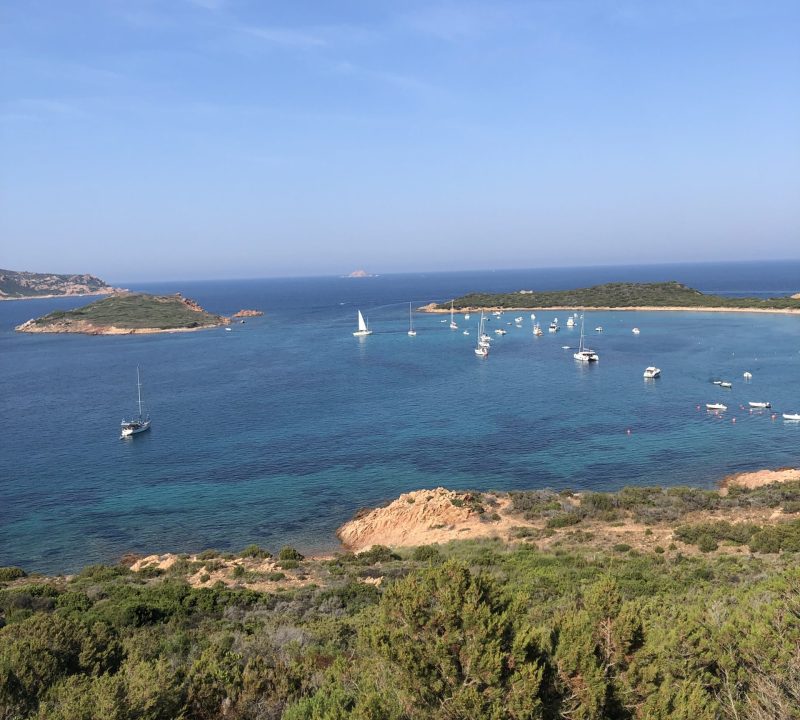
[494,328,507,335]
[595,326,603,333]
[720,381,732,389]
[407,302,416,337]
[573,314,599,363]
[748,401,771,409]
[643,366,661,379]
[706,403,727,411]
[783,413,800,421]
[532,323,543,336]
[474,312,489,357]
[121,366,151,438]
[566,316,575,328]
[548,319,559,333]
[632,327,641,335]
[353,310,372,337]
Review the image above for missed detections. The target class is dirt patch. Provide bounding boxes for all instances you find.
[719,467,800,495]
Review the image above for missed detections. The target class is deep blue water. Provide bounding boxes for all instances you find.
[2,261,800,574]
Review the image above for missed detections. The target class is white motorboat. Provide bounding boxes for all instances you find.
[566,317,575,327]
[548,320,559,333]
[532,323,543,336]
[573,313,598,363]
[407,301,417,336]
[463,330,469,335]
[464,313,470,320]
[706,403,727,411]
[494,328,507,335]
[632,328,640,335]
[353,310,373,336]
[643,366,661,379]
[783,413,800,421]
[595,326,603,332]
[121,366,151,438]
[514,316,523,323]
[748,401,771,409]
[530,313,536,320]
[720,382,732,389]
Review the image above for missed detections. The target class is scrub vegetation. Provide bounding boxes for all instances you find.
[435,281,800,311]
[2,483,800,719]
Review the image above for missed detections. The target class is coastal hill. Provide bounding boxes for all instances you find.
[0,268,118,300]
[1,476,798,718]
[425,280,800,312]
[15,292,229,335]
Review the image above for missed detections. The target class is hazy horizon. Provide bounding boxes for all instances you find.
[2,1,799,279]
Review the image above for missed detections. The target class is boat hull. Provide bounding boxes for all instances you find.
[121,421,151,438]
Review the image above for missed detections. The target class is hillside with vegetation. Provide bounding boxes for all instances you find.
[0,269,116,300]
[2,480,799,719]
[429,281,800,311]
[15,293,227,334]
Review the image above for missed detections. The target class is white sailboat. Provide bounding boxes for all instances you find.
[353,310,372,337]
[573,314,599,363]
[407,302,416,336]
[449,300,458,329]
[121,366,151,438]
[474,312,489,357]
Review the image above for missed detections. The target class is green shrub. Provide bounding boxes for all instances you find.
[357,545,400,564]
[697,534,718,553]
[278,546,305,562]
[278,559,299,570]
[654,546,665,554]
[239,544,271,559]
[231,565,245,579]
[612,543,632,553]
[197,549,219,560]
[199,573,211,583]
[0,567,27,582]
[266,572,286,581]
[547,513,582,528]
[412,545,443,562]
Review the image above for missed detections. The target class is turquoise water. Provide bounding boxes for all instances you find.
[2,263,800,573]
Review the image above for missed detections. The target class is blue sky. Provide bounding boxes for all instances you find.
[2,0,799,280]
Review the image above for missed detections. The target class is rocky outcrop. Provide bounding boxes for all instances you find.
[0,268,121,300]
[231,309,264,318]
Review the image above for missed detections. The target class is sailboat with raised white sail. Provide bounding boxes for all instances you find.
[121,366,151,438]
[449,300,458,329]
[407,302,416,336]
[573,313,599,363]
[353,310,372,337]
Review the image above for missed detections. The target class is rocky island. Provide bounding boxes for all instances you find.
[423,280,800,314]
[15,292,229,335]
[0,268,121,300]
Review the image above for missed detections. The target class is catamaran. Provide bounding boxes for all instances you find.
[121,366,151,438]
[449,300,458,329]
[573,314,599,363]
[407,302,416,336]
[353,310,372,337]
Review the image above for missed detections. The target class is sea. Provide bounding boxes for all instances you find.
[2,261,800,574]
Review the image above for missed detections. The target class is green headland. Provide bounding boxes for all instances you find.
[15,293,228,334]
[425,281,800,312]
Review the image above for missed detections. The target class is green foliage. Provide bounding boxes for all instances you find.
[546,512,582,528]
[278,545,305,561]
[749,520,800,553]
[438,281,800,311]
[239,543,271,559]
[411,544,443,562]
[0,567,27,582]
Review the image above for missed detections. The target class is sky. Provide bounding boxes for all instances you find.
[1,0,799,281]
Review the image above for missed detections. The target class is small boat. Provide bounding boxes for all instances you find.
[643,366,661,379]
[407,302,416,336]
[225,327,232,332]
[712,380,723,386]
[121,366,151,438]
[474,313,489,357]
[566,317,575,328]
[515,317,523,323]
[783,413,800,421]
[548,320,559,333]
[595,326,603,332]
[706,403,727,411]
[239,319,245,324]
[573,313,599,363]
[449,300,458,330]
[463,330,469,335]
[532,323,543,336]
[492,311,502,317]
[494,328,507,335]
[464,313,470,320]
[561,345,570,349]
[720,382,732,389]
[748,401,771,409]
[743,371,753,380]
[353,310,373,336]
[632,328,640,335]
[530,313,536,320]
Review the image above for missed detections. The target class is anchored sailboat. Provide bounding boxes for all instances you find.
[120,366,151,438]
[573,313,599,363]
[474,311,489,357]
[449,300,458,329]
[407,302,417,336]
[353,310,372,337]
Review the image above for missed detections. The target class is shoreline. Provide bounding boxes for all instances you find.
[15,320,227,335]
[420,303,800,315]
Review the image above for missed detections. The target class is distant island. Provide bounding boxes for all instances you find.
[346,269,376,278]
[15,292,230,335]
[422,281,800,314]
[0,268,121,300]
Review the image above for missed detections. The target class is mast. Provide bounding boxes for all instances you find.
[136,365,143,418]
[579,313,585,352]
[409,301,413,331]
[451,300,454,324]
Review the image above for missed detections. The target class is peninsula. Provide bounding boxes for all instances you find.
[422,281,800,314]
[15,292,229,335]
[0,268,120,300]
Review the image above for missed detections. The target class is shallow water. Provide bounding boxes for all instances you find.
[2,262,799,573]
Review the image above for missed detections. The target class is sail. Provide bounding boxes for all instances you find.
[357,310,367,332]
